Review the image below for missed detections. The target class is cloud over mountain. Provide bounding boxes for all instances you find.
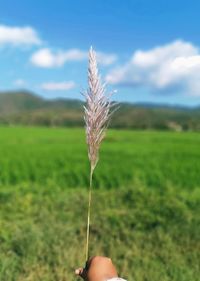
[41,81,76,91]
[107,40,200,96]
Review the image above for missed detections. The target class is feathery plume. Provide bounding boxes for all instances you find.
[84,46,114,171]
[84,46,115,260]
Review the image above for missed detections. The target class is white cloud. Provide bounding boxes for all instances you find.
[96,52,117,65]
[41,81,76,91]
[106,40,200,96]
[0,24,41,46]
[30,48,117,68]
[14,79,27,87]
[30,48,87,68]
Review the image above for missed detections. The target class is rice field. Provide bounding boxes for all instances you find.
[0,126,199,281]
[0,126,199,189]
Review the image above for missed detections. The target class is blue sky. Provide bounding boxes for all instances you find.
[1,0,200,105]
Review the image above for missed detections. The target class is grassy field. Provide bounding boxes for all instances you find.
[0,127,199,281]
[0,126,200,189]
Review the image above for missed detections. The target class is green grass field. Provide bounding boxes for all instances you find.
[0,127,199,281]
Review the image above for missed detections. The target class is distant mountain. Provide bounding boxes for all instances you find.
[0,90,200,130]
[0,91,83,114]
[0,91,44,114]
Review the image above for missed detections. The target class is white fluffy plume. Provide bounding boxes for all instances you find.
[84,46,114,171]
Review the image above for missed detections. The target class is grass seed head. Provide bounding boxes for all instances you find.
[84,47,115,171]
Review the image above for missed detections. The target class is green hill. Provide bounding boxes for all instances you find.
[0,91,83,113]
[0,90,200,130]
[0,91,44,114]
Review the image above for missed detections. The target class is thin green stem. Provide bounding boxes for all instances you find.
[85,165,94,261]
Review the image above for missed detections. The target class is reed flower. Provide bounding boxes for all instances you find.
[84,46,114,172]
[84,46,116,260]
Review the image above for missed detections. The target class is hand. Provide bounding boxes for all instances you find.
[75,256,118,281]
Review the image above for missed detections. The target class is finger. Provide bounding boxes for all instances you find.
[75,268,84,276]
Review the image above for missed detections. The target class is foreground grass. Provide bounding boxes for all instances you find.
[0,183,199,281]
[0,127,199,280]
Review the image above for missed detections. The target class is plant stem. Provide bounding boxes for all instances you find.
[85,165,94,261]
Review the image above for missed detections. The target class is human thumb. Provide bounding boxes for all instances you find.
[75,268,84,277]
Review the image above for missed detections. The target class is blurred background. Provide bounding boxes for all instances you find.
[0,1,199,281]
